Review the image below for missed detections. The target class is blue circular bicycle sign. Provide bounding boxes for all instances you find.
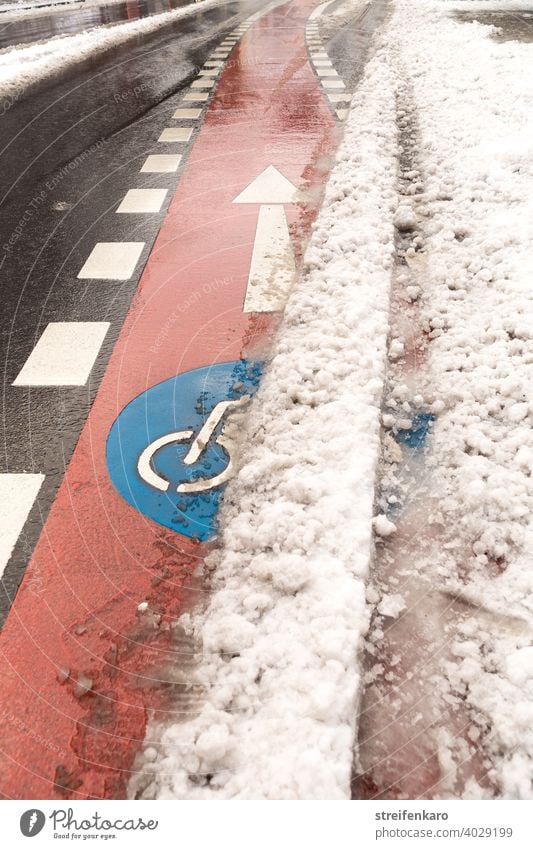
[106,360,262,541]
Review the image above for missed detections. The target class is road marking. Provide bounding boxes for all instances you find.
[136,397,249,495]
[183,91,210,102]
[116,188,168,213]
[317,67,339,77]
[78,242,145,280]
[158,127,193,142]
[233,164,300,204]
[204,60,224,67]
[309,0,337,18]
[337,108,348,120]
[314,59,333,67]
[0,0,343,798]
[140,153,182,172]
[0,474,44,579]
[191,78,216,89]
[233,167,299,312]
[199,69,219,76]
[13,322,110,386]
[172,107,202,119]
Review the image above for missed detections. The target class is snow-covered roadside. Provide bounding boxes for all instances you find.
[129,52,399,800]
[356,0,533,799]
[0,0,226,99]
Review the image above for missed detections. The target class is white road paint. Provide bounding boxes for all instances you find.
[13,322,110,386]
[172,108,202,119]
[116,188,167,214]
[308,0,337,19]
[233,165,300,204]
[241,205,296,313]
[183,91,210,102]
[191,78,216,89]
[158,127,193,142]
[204,60,224,67]
[337,108,348,120]
[78,242,145,280]
[199,69,218,76]
[328,92,350,102]
[0,474,44,579]
[317,67,339,77]
[140,154,182,173]
[233,167,299,311]
[322,79,346,89]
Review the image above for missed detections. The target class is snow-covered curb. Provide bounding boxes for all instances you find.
[0,0,229,100]
[129,50,398,800]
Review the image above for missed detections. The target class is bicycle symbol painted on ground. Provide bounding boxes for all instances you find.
[106,360,262,541]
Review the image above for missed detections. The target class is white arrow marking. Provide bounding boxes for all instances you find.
[233,166,299,312]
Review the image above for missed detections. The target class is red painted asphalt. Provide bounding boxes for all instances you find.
[0,0,338,799]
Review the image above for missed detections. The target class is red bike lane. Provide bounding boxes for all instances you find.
[0,0,339,799]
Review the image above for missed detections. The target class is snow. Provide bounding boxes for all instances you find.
[129,49,399,800]
[0,0,228,99]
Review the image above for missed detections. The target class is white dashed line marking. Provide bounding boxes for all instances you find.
[158,127,193,142]
[204,60,224,67]
[172,108,202,119]
[336,109,348,120]
[0,474,44,579]
[317,68,339,77]
[183,92,210,102]
[140,154,182,172]
[116,188,168,213]
[78,242,145,280]
[13,322,110,386]
[327,92,350,102]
